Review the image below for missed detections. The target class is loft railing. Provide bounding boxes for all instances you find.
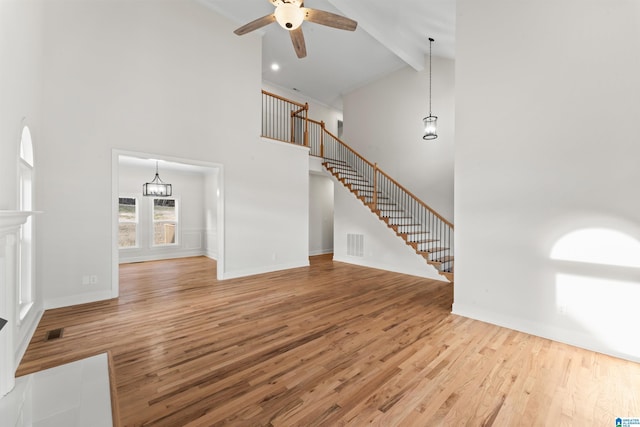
[261,90,309,146]
[261,90,454,275]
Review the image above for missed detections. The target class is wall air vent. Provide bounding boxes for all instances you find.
[44,328,64,341]
[347,233,364,257]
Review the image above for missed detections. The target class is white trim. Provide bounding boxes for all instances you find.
[45,290,115,311]
[332,254,449,282]
[309,249,333,256]
[451,302,640,363]
[119,251,206,264]
[112,149,225,293]
[15,307,43,369]
[117,194,140,250]
[221,260,309,280]
[150,196,180,247]
[260,136,311,153]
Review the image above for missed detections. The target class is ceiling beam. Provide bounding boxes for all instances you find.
[327,0,425,71]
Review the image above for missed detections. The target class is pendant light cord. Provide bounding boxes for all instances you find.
[428,37,434,116]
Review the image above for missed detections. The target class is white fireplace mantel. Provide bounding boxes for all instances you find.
[0,211,37,234]
[0,210,39,398]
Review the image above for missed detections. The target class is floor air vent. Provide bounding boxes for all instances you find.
[347,233,364,257]
[45,328,64,341]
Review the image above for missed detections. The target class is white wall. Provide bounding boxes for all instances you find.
[454,0,640,362]
[333,176,445,281]
[0,0,46,372]
[118,162,208,263]
[262,82,342,135]
[38,0,309,308]
[341,57,455,221]
[309,173,334,255]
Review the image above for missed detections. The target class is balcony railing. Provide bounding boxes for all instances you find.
[261,90,454,278]
[261,90,308,146]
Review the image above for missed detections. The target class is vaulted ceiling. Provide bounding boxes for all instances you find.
[199,0,455,109]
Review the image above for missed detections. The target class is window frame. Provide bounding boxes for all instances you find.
[118,195,140,249]
[151,196,179,248]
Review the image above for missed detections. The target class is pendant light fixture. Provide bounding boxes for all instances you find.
[423,37,438,140]
[143,161,172,197]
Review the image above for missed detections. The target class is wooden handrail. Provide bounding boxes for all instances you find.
[261,88,453,230]
[261,89,307,109]
[376,166,454,229]
[323,128,376,170]
[290,103,309,146]
[322,128,453,230]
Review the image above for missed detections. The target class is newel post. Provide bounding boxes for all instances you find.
[304,103,309,147]
[320,121,325,158]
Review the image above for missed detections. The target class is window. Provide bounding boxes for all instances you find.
[118,197,138,248]
[18,125,34,321]
[152,198,178,246]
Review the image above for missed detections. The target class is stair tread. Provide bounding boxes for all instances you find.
[323,157,348,164]
[330,167,358,172]
[325,158,454,275]
[325,163,355,170]
[418,246,449,253]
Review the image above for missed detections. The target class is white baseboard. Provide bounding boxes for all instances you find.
[332,255,448,282]
[45,290,115,310]
[119,250,206,264]
[15,307,44,369]
[452,302,640,363]
[221,260,310,280]
[309,249,333,256]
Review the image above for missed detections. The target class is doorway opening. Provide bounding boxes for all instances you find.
[111,150,224,298]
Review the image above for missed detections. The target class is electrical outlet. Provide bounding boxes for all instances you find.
[82,275,90,285]
[90,275,98,285]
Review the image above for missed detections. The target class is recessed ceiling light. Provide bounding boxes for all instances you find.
[271,63,280,71]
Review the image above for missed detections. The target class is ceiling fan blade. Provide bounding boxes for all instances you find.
[233,14,276,35]
[302,8,357,31]
[289,27,307,58]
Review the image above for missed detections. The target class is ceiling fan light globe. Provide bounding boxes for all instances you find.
[275,4,305,31]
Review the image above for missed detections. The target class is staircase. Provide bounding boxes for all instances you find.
[261,90,454,282]
[322,157,454,282]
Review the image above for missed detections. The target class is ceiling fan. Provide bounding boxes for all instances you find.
[233,0,358,59]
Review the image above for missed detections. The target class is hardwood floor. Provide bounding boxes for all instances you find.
[18,256,640,426]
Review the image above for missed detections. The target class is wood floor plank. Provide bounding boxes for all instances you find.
[16,255,640,426]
